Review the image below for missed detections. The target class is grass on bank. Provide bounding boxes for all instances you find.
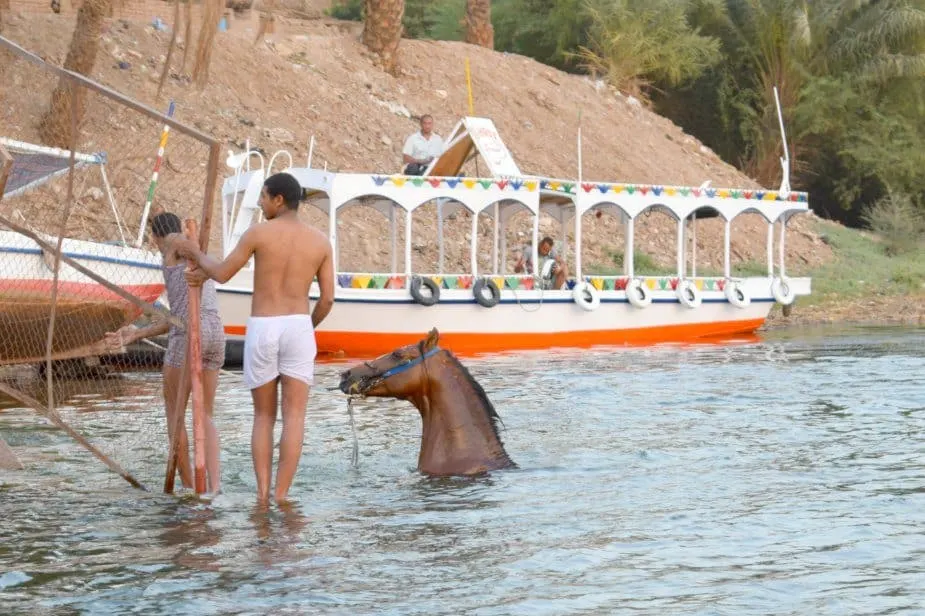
[798,218,925,308]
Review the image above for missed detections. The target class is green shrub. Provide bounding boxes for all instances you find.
[890,266,924,291]
[860,193,925,257]
[326,0,363,21]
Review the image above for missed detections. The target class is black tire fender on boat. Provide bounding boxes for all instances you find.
[473,277,501,308]
[410,276,440,306]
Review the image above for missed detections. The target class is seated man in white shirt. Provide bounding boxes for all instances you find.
[402,114,444,176]
[514,236,570,290]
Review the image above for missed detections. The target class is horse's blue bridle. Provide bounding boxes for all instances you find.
[378,347,442,379]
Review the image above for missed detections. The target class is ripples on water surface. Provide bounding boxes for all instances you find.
[1,327,924,615]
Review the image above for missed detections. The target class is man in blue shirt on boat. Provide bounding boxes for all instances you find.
[514,236,569,290]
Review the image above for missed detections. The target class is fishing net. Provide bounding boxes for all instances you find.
[0,35,222,490]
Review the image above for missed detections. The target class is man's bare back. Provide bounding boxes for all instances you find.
[178,204,334,329]
[248,218,330,318]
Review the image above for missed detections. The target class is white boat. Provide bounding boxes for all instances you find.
[0,138,164,364]
[214,117,811,358]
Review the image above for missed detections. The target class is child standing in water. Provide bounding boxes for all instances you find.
[107,212,224,493]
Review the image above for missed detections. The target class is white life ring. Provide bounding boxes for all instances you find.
[676,279,702,309]
[771,276,795,305]
[724,280,751,308]
[572,281,601,311]
[626,278,652,309]
[539,258,557,281]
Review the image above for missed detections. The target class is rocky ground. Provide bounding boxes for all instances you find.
[765,292,925,329]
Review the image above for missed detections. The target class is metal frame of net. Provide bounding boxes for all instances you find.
[0,34,222,490]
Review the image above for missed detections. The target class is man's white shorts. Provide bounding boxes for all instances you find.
[243,314,316,390]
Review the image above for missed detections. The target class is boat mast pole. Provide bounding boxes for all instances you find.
[184,219,207,494]
[575,110,583,279]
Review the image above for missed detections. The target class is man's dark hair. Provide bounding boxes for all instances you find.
[540,236,555,247]
[151,212,182,238]
[420,114,433,123]
[264,172,302,210]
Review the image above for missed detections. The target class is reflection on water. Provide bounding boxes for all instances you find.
[2,326,925,615]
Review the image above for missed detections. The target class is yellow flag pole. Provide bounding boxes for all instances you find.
[465,58,474,116]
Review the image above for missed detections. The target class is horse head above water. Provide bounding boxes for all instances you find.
[338,328,516,477]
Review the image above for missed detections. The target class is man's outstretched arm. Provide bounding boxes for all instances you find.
[312,244,335,328]
[177,228,257,284]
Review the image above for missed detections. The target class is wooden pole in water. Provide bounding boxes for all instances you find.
[184,219,207,494]
[164,142,219,494]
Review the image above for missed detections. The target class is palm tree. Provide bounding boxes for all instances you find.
[39,0,111,148]
[687,0,925,188]
[192,0,223,88]
[363,0,405,75]
[576,0,722,102]
[465,0,494,49]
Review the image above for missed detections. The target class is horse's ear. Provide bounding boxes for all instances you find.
[423,328,439,351]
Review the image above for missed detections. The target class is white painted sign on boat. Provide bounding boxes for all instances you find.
[465,117,522,178]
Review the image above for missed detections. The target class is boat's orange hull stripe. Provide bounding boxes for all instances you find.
[224,318,766,357]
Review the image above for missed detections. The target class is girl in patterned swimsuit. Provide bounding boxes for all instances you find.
[107,212,224,493]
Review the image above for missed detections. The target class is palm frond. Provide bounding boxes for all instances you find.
[860,53,925,83]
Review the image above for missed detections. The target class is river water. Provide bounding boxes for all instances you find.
[1,327,924,615]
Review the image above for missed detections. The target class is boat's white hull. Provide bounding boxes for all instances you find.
[216,272,809,357]
[0,230,163,363]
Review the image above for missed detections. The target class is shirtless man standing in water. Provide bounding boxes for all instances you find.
[178,172,335,505]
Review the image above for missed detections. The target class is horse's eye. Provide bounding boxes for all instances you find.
[391,351,403,360]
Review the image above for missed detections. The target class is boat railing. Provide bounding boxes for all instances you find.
[582,274,752,292]
[333,271,799,296]
[336,272,540,291]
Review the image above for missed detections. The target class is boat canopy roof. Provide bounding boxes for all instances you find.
[220,116,810,225]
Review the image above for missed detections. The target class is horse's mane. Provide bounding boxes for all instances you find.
[444,351,512,459]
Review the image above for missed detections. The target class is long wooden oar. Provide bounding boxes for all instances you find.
[185,219,207,494]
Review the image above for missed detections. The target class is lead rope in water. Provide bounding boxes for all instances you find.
[347,396,359,468]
